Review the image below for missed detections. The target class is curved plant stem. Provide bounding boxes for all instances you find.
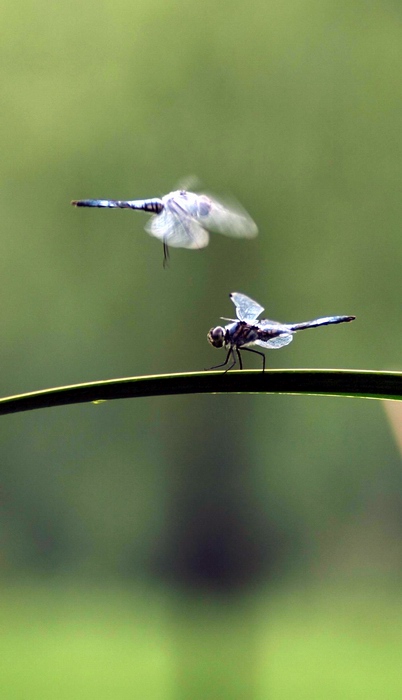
[0,369,402,416]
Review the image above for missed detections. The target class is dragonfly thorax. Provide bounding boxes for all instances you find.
[226,321,261,348]
[164,190,212,219]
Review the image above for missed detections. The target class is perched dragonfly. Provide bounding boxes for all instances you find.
[207,292,355,371]
[71,188,257,265]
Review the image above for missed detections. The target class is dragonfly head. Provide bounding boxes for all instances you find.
[207,325,226,349]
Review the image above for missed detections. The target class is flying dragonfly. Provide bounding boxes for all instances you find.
[207,292,356,371]
[71,188,258,265]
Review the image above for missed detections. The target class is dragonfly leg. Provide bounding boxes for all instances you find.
[236,348,243,370]
[241,347,266,371]
[162,240,170,269]
[225,350,237,372]
[207,348,236,371]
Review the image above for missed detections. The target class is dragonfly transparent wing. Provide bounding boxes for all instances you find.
[230,293,264,322]
[195,194,258,239]
[145,208,209,249]
[255,333,294,349]
[176,175,201,192]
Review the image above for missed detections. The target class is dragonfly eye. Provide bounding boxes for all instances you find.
[207,326,225,348]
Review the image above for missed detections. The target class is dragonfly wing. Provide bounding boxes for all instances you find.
[230,293,264,322]
[176,175,201,192]
[195,194,258,238]
[146,210,209,249]
[255,333,294,349]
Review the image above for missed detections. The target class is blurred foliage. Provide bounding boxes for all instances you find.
[1,581,402,699]
[1,0,402,694]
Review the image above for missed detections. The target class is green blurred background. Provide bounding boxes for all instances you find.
[1,0,402,697]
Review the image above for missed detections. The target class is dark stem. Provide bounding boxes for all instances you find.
[0,369,402,416]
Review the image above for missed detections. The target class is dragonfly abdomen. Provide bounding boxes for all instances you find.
[289,315,356,332]
[71,198,164,213]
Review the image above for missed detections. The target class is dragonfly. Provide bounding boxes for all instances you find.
[71,188,258,265]
[207,292,356,371]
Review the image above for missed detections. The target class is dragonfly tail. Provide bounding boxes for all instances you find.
[71,199,127,208]
[289,315,356,332]
[71,198,164,212]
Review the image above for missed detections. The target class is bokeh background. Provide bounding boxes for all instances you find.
[2,0,402,697]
